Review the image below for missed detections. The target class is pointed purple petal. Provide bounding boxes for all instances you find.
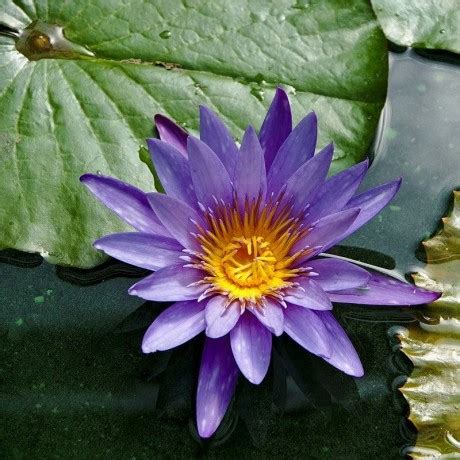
[307,258,371,292]
[142,300,205,353]
[328,271,441,306]
[267,112,317,193]
[94,232,182,270]
[284,279,333,310]
[146,138,196,208]
[199,106,238,176]
[80,174,167,235]
[234,126,266,204]
[315,311,364,377]
[250,299,284,336]
[154,114,188,156]
[230,313,272,384]
[259,88,292,170]
[283,303,332,358]
[205,296,241,338]
[196,336,238,438]
[187,137,233,208]
[283,143,334,214]
[147,192,201,249]
[306,160,369,223]
[293,208,360,261]
[128,265,205,301]
[336,179,402,244]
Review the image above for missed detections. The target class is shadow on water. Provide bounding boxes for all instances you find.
[1,50,459,457]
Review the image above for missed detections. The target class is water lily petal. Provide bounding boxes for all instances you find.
[154,114,189,156]
[199,106,238,176]
[315,311,364,377]
[80,174,167,235]
[283,143,334,214]
[187,137,233,208]
[328,271,442,306]
[267,112,317,194]
[250,299,284,336]
[283,303,332,358]
[333,178,402,245]
[146,138,196,208]
[94,232,182,270]
[284,278,333,310]
[230,313,272,384]
[234,126,266,204]
[128,265,205,301]
[196,336,239,438]
[307,258,371,292]
[205,295,241,338]
[142,300,205,353]
[147,192,201,249]
[259,87,292,170]
[307,160,369,223]
[293,208,360,260]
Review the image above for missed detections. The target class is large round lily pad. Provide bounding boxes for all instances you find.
[0,0,388,267]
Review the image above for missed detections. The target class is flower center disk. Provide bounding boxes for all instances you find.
[192,197,311,306]
[223,236,276,287]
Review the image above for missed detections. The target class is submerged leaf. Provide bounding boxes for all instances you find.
[371,0,460,53]
[0,0,388,267]
[396,191,460,458]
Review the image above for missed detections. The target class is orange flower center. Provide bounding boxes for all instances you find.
[191,195,312,308]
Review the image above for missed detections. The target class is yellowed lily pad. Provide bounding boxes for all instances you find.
[396,191,460,458]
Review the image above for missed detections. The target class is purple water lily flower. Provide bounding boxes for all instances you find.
[81,88,440,438]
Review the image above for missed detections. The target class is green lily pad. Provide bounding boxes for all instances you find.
[396,191,460,458]
[371,0,460,53]
[0,0,388,267]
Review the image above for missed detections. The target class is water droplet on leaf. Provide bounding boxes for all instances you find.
[292,0,310,9]
[159,30,172,39]
[250,87,265,101]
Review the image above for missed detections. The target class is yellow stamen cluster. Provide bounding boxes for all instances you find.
[190,195,312,308]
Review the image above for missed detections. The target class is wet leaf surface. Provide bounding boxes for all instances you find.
[371,0,460,53]
[0,0,387,267]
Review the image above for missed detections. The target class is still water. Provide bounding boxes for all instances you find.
[1,51,459,458]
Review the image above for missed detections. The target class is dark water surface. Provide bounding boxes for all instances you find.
[1,51,459,459]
